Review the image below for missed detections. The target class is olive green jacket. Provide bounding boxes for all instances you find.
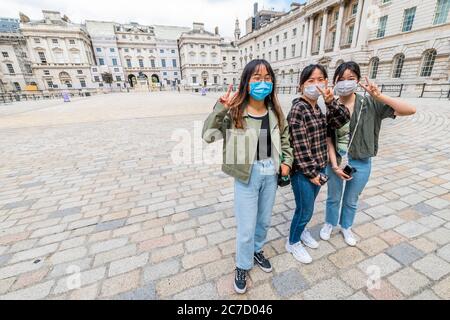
[202,101,294,184]
[329,93,396,165]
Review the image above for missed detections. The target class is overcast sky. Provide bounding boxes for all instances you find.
[1,0,306,38]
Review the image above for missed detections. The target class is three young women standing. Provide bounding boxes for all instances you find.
[202,60,293,294]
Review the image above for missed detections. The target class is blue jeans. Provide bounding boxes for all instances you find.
[325,155,372,229]
[234,158,278,270]
[289,170,324,245]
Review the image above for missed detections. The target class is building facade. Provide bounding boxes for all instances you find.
[237,0,450,91]
[86,20,126,90]
[179,22,239,88]
[0,18,37,93]
[20,11,96,92]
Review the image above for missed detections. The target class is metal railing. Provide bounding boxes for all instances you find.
[419,83,450,99]
[0,90,97,104]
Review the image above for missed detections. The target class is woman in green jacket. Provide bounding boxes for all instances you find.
[202,59,293,294]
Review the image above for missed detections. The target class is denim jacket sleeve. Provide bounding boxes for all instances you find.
[202,101,231,144]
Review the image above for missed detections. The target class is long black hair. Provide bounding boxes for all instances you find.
[299,64,328,92]
[229,59,283,129]
[333,61,361,84]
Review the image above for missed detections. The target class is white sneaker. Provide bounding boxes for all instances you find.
[285,240,312,264]
[301,229,319,249]
[341,228,357,247]
[320,223,334,241]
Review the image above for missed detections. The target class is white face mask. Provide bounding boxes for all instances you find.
[334,80,358,96]
[303,83,325,100]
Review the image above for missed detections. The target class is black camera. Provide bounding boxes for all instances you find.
[343,165,357,177]
[278,174,291,187]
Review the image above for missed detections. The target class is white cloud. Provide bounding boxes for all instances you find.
[0,0,293,38]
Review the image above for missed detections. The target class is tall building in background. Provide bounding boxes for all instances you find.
[86,20,126,90]
[154,25,191,87]
[0,17,37,93]
[237,0,450,90]
[179,22,239,89]
[246,2,285,34]
[20,11,96,92]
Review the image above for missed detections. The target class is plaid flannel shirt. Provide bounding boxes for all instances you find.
[287,97,350,179]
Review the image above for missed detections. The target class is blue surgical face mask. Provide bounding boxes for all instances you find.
[303,83,325,100]
[334,80,358,96]
[249,81,273,101]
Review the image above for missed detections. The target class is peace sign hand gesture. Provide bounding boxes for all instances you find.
[219,85,236,109]
[316,79,334,104]
[360,77,382,99]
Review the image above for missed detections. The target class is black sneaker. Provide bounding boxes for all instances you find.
[234,268,247,294]
[254,251,272,273]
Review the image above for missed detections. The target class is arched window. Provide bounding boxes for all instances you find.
[369,57,380,79]
[420,49,437,77]
[392,54,405,78]
[335,59,344,68]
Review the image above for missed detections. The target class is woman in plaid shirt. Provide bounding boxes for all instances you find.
[286,64,350,264]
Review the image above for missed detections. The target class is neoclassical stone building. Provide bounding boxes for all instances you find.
[20,11,96,92]
[179,22,239,89]
[237,0,450,92]
[0,19,37,93]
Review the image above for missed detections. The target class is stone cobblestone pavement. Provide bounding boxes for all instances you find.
[0,92,449,300]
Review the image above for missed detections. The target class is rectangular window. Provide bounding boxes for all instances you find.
[174,72,178,76]
[347,25,354,44]
[34,38,40,44]
[80,80,86,88]
[114,68,119,72]
[126,59,132,68]
[284,32,288,40]
[293,28,297,37]
[192,76,197,84]
[377,16,388,38]
[150,59,155,68]
[44,70,50,75]
[276,35,279,42]
[283,47,287,59]
[124,48,129,53]
[139,59,144,68]
[38,52,47,64]
[291,44,296,57]
[94,76,100,82]
[116,76,122,81]
[163,72,167,76]
[161,59,166,68]
[69,39,75,44]
[77,70,83,74]
[112,58,118,66]
[99,58,105,65]
[6,63,15,74]
[96,48,102,52]
[214,76,218,84]
[275,50,279,61]
[2,52,8,58]
[434,0,450,25]
[171,49,175,54]
[352,3,358,15]
[52,39,58,44]
[402,7,416,32]
[160,49,164,53]
[110,48,115,53]
[13,82,21,91]
[47,81,54,88]
[172,59,177,67]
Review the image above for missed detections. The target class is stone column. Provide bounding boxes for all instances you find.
[319,9,329,54]
[352,0,364,48]
[334,1,345,51]
[302,17,309,58]
[306,16,314,57]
